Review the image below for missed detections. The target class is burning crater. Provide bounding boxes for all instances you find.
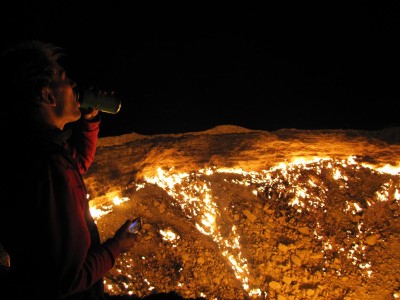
[11,125,400,299]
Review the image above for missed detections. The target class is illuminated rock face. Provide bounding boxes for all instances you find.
[83,126,400,299]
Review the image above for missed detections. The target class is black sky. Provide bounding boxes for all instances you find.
[2,2,400,137]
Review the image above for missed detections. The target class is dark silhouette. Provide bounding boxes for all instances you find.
[0,40,140,299]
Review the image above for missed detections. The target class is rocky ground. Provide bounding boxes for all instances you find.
[87,126,400,299]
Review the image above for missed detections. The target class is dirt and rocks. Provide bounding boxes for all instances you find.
[87,126,400,299]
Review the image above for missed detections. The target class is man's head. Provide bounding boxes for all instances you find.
[0,40,81,128]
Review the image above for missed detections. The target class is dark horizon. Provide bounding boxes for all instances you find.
[2,2,400,137]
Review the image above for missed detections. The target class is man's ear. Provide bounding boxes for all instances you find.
[41,87,56,106]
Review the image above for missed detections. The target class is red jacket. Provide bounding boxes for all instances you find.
[0,117,120,299]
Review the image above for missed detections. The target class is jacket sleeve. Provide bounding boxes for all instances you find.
[39,153,122,298]
[47,115,123,296]
[68,115,101,174]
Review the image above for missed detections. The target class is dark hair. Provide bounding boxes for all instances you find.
[0,40,64,116]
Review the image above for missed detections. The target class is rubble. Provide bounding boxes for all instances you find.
[88,126,400,299]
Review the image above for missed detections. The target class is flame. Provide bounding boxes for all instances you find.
[145,167,257,294]
[89,192,130,221]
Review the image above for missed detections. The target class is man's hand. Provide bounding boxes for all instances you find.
[113,220,141,253]
[81,107,99,121]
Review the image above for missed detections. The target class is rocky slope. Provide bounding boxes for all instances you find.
[84,126,400,299]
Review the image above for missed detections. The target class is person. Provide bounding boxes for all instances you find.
[0,40,140,299]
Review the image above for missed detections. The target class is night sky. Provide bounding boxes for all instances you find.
[2,2,400,137]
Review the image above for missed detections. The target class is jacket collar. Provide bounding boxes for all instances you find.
[26,121,72,148]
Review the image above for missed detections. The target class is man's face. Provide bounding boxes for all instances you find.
[49,63,81,124]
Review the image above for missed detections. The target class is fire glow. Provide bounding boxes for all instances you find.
[90,155,400,299]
